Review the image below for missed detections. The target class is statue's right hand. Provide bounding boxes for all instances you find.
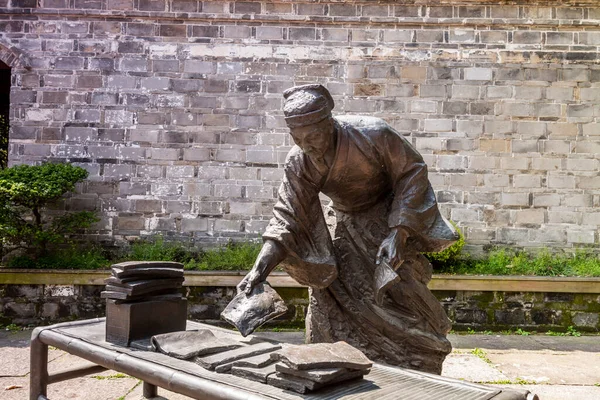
[237,269,262,295]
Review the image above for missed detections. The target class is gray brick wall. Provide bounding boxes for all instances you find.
[1,0,599,251]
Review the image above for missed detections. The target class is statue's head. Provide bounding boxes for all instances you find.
[283,84,335,158]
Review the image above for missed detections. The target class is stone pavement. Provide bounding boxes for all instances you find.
[1,328,599,400]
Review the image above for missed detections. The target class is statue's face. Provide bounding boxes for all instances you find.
[288,117,335,158]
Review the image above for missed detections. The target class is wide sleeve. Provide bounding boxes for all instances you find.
[262,147,337,288]
[379,127,457,252]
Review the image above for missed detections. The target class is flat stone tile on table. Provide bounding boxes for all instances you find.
[230,362,278,383]
[442,352,509,383]
[486,350,600,385]
[275,364,351,383]
[230,352,274,368]
[151,329,242,359]
[271,342,373,370]
[267,369,366,393]
[195,340,281,371]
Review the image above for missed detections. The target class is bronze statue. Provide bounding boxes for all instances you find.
[237,84,458,374]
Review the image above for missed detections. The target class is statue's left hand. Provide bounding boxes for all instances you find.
[375,226,410,269]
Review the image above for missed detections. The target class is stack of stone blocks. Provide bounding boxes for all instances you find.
[0,0,599,252]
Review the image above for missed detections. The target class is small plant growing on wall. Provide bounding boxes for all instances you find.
[0,163,98,261]
[0,114,8,170]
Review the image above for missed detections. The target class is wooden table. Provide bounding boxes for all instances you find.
[30,318,536,400]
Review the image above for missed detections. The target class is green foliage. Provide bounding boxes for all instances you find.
[470,348,491,364]
[0,163,97,260]
[185,241,261,271]
[514,328,530,336]
[8,245,109,269]
[121,237,260,271]
[124,236,200,264]
[424,222,467,272]
[545,326,582,337]
[449,248,600,277]
[4,323,19,333]
[0,115,8,170]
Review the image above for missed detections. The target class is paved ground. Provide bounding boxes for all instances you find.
[1,328,599,400]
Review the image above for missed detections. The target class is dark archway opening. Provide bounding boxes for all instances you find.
[0,61,9,169]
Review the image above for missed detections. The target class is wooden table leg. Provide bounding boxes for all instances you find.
[30,328,49,400]
[143,381,158,398]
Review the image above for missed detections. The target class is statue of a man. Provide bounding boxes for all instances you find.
[238,84,457,374]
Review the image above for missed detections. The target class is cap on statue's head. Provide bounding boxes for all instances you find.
[283,84,335,128]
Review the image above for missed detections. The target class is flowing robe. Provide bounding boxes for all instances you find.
[263,116,457,374]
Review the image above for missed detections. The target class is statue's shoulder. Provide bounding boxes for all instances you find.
[334,115,397,141]
[335,115,390,130]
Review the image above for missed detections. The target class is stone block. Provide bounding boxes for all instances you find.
[410,100,437,113]
[234,1,261,14]
[455,309,488,324]
[566,230,595,244]
[452,85,479,99]
[400,66,426,82]
[449,29,475,43]
[184,148,210,161]
[416,30,444,43]
[383,30,411,43]
[184,60,214,74]
[513,31,542,44]
[424,119,452,132]
[256,27,283,40]
[513,175,541,188]
[532,228,567,244]
[548,211,580,225]
[514,209,545,225]
[501,193,529,207]
[572,312,599,328]
[494,309,525,325]
[464,68,492,81]
[532,158,561,171]
[322,28,348,42]
[135,199,162,213]
[223,26,251,39]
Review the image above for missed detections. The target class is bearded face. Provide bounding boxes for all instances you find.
[288,117,336,159]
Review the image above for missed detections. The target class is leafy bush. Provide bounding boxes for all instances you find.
[424,222,466,272]
[0,163,98,260]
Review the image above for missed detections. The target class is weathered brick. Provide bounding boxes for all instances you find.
[501,193,529,207]
[512,31,542,44]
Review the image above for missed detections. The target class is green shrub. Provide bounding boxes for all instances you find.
[185,241,261,271]
[449,247,600,277]
[0,163,98,260]
[9,245,109,269]
[424,222,466,272]
[123,236,201,264]
[120,237,260,271]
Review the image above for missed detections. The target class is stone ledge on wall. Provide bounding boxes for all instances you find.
[1,272,598,332]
